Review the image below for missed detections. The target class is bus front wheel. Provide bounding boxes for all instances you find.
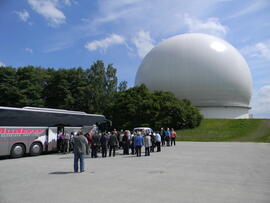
[10,144,25,158]
[30,142,42,156]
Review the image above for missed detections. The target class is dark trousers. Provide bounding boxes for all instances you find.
[166,136,170,146]
[135,146,142,157]
[123,143,129,155]
[131,145,135,155]
[145,147,150,156]
[86,144,90,155]
[63,139,69,153]
[119,141,122,149]
[150,144,155,152]
[161,137,165,146]
[69,142,74,152]
[101,145,107,157]
[91,145,98,158]
[58,139,63,152]
[156,142,161,152]
[109,145,116,157]
[171,138,176,146]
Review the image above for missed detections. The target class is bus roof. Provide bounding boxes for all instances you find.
[0,106,108,127]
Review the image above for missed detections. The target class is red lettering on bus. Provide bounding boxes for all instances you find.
[14,129,21,134]
[0,128,6,133]
[0,128,45,134]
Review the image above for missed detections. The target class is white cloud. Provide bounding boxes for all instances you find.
[86,1,217,36]
[49,1,220,52]
[15,10,30,22]
[132,31,154,58]
[241,40,270,60]
[251,85,270,118]
[62,0,73,6]
[85,34,125,52]
[183,14,228,37]
[0,61,5,67]
[44,41,72,53]
[228,0,268,19]
[25,48,33,53]
[27,0,66,26]
[91,10,129,25]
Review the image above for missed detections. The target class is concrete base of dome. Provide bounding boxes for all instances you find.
[198,106,251,119]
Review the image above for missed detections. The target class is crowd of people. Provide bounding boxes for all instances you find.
[57,128,177,172]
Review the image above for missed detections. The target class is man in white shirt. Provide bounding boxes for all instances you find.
[155,132,161,152]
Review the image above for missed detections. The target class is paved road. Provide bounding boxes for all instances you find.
[0,142,270,203]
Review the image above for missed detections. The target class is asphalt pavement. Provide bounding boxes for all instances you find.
[0,142,270,203]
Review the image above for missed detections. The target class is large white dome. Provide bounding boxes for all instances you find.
[135,33,253,118]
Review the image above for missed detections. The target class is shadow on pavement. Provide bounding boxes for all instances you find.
[49,171,74,175]
[59,157,73,159]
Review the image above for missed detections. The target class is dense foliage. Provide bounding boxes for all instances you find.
[0,61,119,114]
[105,84,202,130]
[0,61,202,130]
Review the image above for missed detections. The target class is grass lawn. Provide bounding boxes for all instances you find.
[176,119,270,142]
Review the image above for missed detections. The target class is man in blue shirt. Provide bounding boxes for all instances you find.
[165,128,171,146]
[134,132,144,157]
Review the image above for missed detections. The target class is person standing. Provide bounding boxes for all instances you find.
[86,133,92,155]
[91,133,100,158]
[62,131,68,153]
[134,132,144,157]
[69,132,74,152]
[170,128,177,146]
[165,128,171,146]
[144,133,152,156]
[160,128,165,146]
[108,131,118,157]
[63,132,70,153]
[155,131,161,152]
[119,130,124,149]
[58,131,65,153]
[122,130,130,155]
[100,133,109,158]
[150,133,156,152]
[73,131,88,173]
[130,132,136,155]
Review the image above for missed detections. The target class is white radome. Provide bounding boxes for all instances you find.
[135,33,252,119]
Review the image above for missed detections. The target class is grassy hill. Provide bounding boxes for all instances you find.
[176,119,270,142]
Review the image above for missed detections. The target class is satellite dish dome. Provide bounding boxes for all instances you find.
[135,33,252,118]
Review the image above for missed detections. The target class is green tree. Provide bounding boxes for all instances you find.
[118,81,128,92]
[105,84,202,130]
[16,66,49,107]
[0,67,23,106]
[86,60,107,113]
[44,69,73,109]
[105,64,118,100]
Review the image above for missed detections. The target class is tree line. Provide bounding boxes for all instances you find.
[0,60,202,130]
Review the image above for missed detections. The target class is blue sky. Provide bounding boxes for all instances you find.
[0,0,270,118]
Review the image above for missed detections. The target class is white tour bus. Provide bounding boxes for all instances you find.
[0,106,109,158]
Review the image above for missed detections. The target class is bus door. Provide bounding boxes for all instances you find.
[0,127,10,156]
[47,127,58,152]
